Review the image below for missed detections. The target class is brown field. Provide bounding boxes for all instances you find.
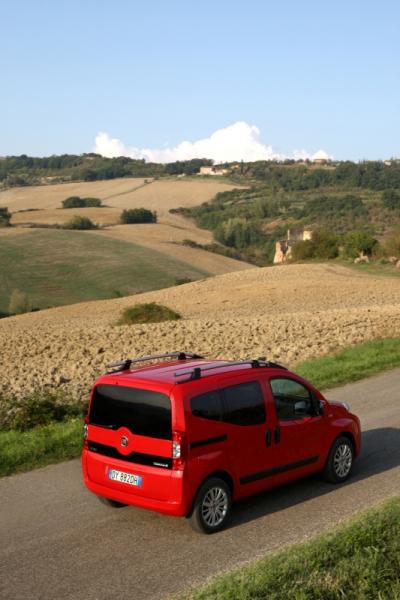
[1,263,400,399]
[0,178,150,211]
[11,207,121,227]
[2,177,240,223]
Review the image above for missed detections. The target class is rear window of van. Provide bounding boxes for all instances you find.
[89,384,172,440]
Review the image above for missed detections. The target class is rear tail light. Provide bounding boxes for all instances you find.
[83,416,89,448]
[172,431,186,470]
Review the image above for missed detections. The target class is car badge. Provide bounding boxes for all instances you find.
[120,435,129,447]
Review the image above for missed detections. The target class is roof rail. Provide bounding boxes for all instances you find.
[174,358,287,383]
[106,351,203,373]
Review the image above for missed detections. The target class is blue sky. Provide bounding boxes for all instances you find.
[1,0,399,161]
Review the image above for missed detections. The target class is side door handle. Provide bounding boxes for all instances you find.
[274,427,281,444]
[265,429,272,447]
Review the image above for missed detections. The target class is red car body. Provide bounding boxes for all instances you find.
[82,356,361,522]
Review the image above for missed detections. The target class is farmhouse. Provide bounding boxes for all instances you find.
[198,166,229,176]
[274,228,312,264]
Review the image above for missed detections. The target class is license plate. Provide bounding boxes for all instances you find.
[108,468,142,487]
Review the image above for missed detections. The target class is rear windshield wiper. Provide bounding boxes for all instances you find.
[91,423,118,430]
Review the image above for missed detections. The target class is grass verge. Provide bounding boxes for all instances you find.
[295,337,400,390]
[0,419,82,477]
[2,337,400,477]
[180,497,400,600]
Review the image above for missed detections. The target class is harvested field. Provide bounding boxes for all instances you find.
[1,263,400,400]
[4,177,249,275]
[0,178,150,211]
[1,177,240,223]
[11,207,121,227]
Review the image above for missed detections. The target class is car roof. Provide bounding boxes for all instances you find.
[97,358,288,389]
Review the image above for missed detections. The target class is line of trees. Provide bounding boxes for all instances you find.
[0,155,214,187]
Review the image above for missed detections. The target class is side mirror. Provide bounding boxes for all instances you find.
[294,400,307,416]
[317,400,324,416]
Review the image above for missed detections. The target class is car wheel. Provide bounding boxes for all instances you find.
[323,436,354,483]
[97,495,127,508]
[189,477,231,534]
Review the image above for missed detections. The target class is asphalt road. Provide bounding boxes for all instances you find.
[1,369,400,600]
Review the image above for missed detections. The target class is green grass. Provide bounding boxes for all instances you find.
[0,419,82,477]
[0,229,208,312]
[117,302,181,325]
[295,337,400,390]
[180,497,400,600]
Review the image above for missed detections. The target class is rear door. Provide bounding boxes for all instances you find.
[86,383,173,500]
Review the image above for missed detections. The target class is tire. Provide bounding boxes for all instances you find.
[189,477,232,534]
[323,436,354,483]
[97,495,127,508]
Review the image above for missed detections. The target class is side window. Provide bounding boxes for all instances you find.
[269,378,314,420]
[222,381,266,426]
[191,390,222,421]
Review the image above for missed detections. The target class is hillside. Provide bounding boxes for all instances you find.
[0,178,250,310]
[1,263,400,400]
[0,229,210,313]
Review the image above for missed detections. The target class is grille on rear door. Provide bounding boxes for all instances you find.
[88,441,172,469]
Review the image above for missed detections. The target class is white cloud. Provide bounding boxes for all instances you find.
[93,122,331,163]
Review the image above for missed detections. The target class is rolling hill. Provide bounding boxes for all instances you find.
[1,263,400,400]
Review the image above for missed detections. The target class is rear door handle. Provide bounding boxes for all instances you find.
[265,429,272,447]
[274,427,281,444]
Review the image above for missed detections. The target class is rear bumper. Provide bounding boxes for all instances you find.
[82,450,188,517]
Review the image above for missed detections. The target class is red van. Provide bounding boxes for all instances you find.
[82,352,361,533]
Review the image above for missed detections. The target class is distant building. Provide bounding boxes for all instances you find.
[384,159,400,166]
[198,166,229,176]
[273,228,312,264]
[312,150,331,165]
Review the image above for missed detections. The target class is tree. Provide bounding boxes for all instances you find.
[382,189,400,210]
[120,208,156,224]
[0,207,11,227]
[64,216,97,230]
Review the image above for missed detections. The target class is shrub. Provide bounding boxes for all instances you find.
[82,197,102,207]
[0,206,11,227]
[291,230,339,261]
[117,303,181,325]
[8,289,31,315]
[291,239,315,260]
[311,229,340,259]
[62,196,86,208]
[120,208,157,224]
[383,233,400,257]
[342,230,378,258]
[64,216,98,230]
[0,390,86,431]
[62,196,102,208]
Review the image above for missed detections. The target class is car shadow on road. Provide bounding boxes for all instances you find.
[228,426,400,530]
